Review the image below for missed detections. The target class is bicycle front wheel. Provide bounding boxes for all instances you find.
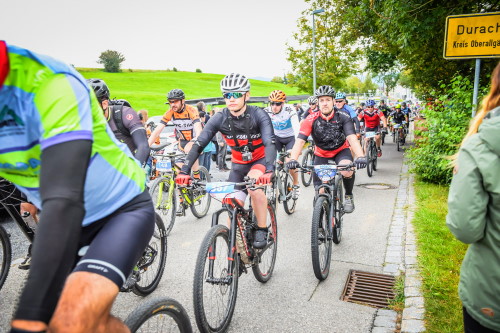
[372,143,378,172]
[252,203,278,283]
[125,297,192,333]
[282,172,296,215]
[133,213,168,296]
[332,178,344,245]
[311,196,332,281]
[0,224,11,291]
[149,176,176,235]
[301,149,314,187]
[193,224,238,333]
[366,142,373,177]
[190,166,211,218]
[396,131,400,151]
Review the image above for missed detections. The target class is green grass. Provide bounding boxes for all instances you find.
[77,69,305,116]
[412,181,468,333]
[389,274,406,313]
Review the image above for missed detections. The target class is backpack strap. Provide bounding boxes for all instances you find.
[111,100,131,137]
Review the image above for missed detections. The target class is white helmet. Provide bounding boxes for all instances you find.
[220,73,251,93]
[307,96,318,104]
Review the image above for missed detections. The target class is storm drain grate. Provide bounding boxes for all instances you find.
[341,270,396,308]
[357,183,396,190]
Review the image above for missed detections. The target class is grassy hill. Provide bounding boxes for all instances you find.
[78,69,305,116]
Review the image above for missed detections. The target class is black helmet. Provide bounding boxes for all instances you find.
[87,78,109,101]
[166,89,185,102]
[314,85,335,98]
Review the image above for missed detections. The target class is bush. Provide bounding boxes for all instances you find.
[196,68,202,73]
[406,74,488,184]
[173,67,178,72]
[97,50,125,73]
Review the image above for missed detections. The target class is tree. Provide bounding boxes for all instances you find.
[196,68,202,73]
[380,73,400,96]
[344,76,363,94]
[97,50,125,73]
[271,76,284,83]
[287,7,360,94]
[291,0,500,97]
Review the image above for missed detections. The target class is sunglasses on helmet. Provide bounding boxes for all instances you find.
[223,92,245,99]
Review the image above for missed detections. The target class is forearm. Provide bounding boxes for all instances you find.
[148,125,163,146]
[347,135,364,158]
[131,130,150,165]
[290,138,306,161]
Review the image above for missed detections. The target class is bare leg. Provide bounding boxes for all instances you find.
[247,169,267,228]
[48,272,129,333]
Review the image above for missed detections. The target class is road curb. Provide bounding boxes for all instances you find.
[371,148,426,332]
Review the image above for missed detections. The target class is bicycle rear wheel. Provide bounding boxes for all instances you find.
[133,213,168,296]
[0,224,11,291]
[193,224,238,333]
[190,166,211,218]
[300,149,314,187]
[332,178,344,245]
[311,195,332,281]
[282,172,296,215]
[125,297,192,333]
[366,142,373,177]
[396,131,400,151]
[149,176,176,235]
[252,203,278,283]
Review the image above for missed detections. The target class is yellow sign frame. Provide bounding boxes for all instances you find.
[444,12,500,59]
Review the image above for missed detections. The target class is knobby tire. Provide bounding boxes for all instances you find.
[252,203,278,283]
[0,225,11,291]
[149,176,176,236]
[311,195,332,281]
[190,166,211,218]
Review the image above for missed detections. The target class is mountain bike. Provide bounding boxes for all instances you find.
[394,122,406,152]
[300,139,315,187]
[308,162,354,281]
[149,151,211,235]
[125,297,192,333]
[0,178,167,296]
[193,179,277,333]
[364,131,379,177]
[274,148,298,214]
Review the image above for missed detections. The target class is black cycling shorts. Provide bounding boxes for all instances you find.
[312,149,353,187]
[365,126,380,132]
[275,136,295,152]
[73,190,155,288]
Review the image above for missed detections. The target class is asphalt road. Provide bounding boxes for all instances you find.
[0,137,407,332]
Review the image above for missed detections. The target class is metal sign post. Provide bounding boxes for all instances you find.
[443,12,500,116]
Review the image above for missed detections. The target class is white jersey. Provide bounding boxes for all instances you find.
[264,104,300,138]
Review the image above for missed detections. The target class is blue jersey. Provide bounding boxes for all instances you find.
[342,104,357,118]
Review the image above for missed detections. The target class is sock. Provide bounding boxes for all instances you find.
[193,170,200,179]
[343,173,355,196]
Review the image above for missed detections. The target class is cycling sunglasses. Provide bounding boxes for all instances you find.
[223,92,245,99]
[270,102,283,106]
[335,100,345,103]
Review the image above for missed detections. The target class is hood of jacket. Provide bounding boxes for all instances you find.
[478,106,500,157]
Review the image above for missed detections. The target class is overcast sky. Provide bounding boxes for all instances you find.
[2,0,310,78]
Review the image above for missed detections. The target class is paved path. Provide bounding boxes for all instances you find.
[0,133,422,332]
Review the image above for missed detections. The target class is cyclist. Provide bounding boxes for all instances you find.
[303,96,319,119]
[148,88,203,215]
[286,85,367,213]
[87,78,150,166]
[358,99,388,157]
[390,104,409,143]
[334,92,361,138]
[264,90,301,198]
[1,41,154,333]
[378,100,391,118]
[175,73,276,249]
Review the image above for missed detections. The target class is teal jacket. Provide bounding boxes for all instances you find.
[447,106,500,331]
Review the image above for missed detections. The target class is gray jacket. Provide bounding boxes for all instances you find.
[446,106,500,331]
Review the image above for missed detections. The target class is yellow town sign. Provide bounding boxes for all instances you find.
[444,12,500,59]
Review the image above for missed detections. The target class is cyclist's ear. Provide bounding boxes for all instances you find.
[244,92,251,101]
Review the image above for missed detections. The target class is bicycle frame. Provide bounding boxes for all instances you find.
[0,183,35,243]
